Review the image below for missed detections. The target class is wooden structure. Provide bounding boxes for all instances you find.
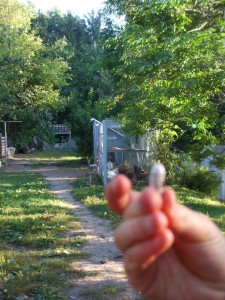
[53,124,71,148]
[0,121,21,167]
[0,134,6,158]
[92,119,153,185]
[88,164,98,185]
[54,124,71,136]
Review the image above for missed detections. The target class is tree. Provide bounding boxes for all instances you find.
[105,0,225,157]
[32,9,120,156]
[0,0,70,148]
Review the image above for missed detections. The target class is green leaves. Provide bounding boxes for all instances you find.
[105,0,225,153]
[0,0,70,148]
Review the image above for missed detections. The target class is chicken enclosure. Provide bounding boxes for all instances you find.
[91,119,154,185]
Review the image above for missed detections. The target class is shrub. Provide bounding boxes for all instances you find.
[181,163,221,199]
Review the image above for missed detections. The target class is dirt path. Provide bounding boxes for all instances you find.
[6,161,140,300]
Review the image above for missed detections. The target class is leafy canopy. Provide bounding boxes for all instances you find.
[0,0,70,147]
[105,0,225,153]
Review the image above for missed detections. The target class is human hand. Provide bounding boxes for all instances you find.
[105,175,225,300]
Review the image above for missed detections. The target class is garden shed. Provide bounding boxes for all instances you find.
[91,119,153,185]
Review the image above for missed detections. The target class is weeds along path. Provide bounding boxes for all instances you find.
[6,161,140,300]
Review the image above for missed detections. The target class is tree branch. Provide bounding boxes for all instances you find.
[188,22,208,33]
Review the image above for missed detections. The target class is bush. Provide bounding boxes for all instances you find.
[151,142,221,198]
[181,163,221,198]
[156,152,190,186]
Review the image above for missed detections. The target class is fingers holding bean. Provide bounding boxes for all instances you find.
[123,187,163,220]
[115,211,169,251]
[123,229,174,272]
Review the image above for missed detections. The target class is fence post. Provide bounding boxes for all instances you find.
[0,134,1,168]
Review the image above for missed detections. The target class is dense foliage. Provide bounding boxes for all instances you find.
[105,0,225,159]
[32,9,120,156]
[0,0,70,148]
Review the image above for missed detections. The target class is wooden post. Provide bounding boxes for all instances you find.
[0,133,2,158]
[0,121,21,168]
[4,121,7,168]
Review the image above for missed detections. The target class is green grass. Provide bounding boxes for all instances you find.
[176,186,225,232]
[73,180,122,228]
[13,150,84,164]
[79,285,125,299]
[0,172,87,299]
[73,179,225,232]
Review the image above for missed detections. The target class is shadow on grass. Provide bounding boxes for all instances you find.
[0,245,88,299]
[68,272,142,300]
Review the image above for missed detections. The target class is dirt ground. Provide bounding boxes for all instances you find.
[5,160,141,300]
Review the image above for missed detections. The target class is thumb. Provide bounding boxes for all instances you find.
[105,175,132,215]
[163,188,223,243]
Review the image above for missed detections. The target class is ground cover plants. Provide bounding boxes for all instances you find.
[0,172,86,299]
[73,179,225,233]
[78,285,126,299]
[13,150,82,163]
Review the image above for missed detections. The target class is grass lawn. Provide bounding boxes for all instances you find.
[73,179,225,232]
[176,186,225,232]
[13,150,84,164]
[0,172,87,299]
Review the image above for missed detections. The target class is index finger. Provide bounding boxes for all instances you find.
[105,175,136,215]
[123,187,163,220]
[105,175,163,219]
